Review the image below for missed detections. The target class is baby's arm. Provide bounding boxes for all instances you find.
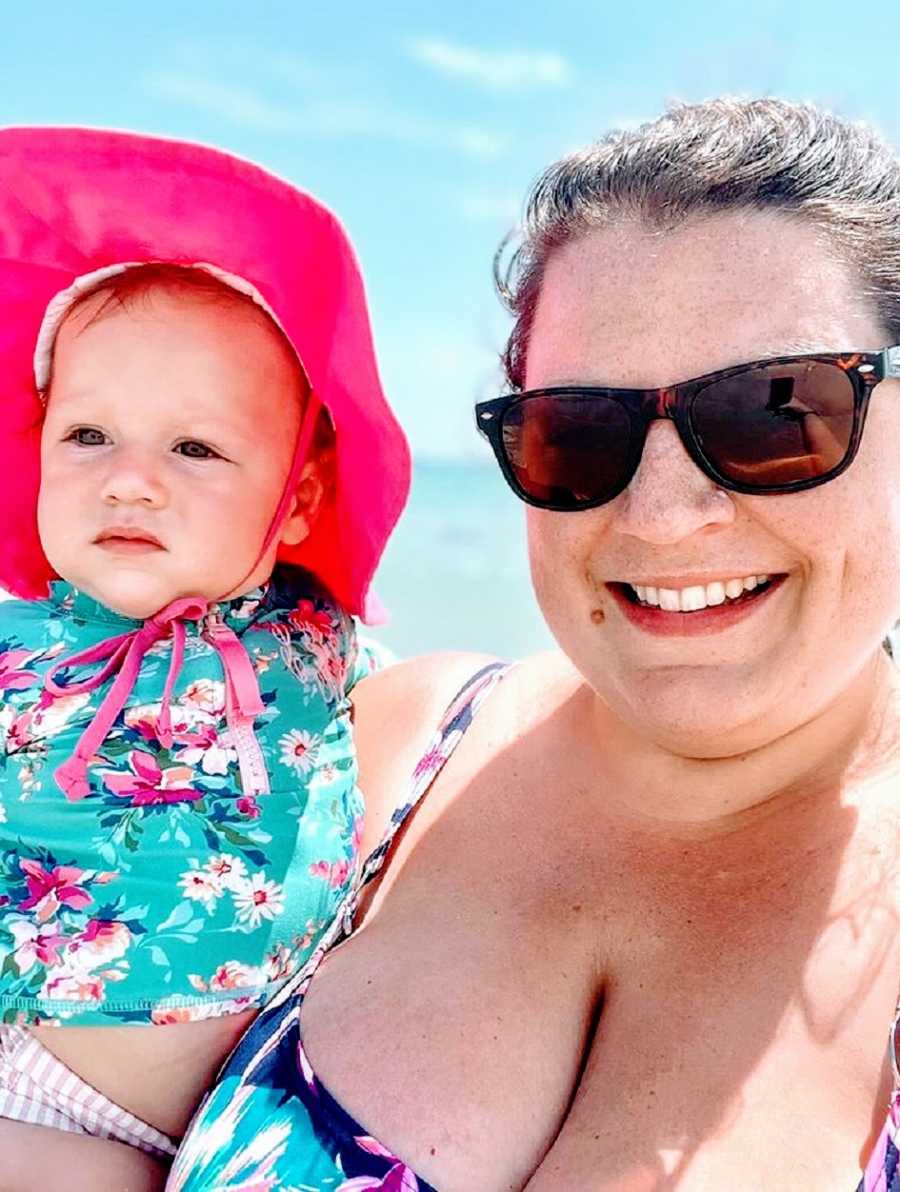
[0,1118,169,1191]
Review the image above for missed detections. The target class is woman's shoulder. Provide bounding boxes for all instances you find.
[350,650,576,856]
[353,647,572,714]
[352,649,495,765]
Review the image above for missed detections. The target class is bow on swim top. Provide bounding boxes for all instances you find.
[169,660,900,1192]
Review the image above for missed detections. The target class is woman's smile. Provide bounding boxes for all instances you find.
[606,572,787,636]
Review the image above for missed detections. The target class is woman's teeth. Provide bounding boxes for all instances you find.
[627,575,771,612]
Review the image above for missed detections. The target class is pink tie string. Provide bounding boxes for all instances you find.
[44,597,269,802]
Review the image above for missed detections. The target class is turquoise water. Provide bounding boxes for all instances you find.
[366,461,555,660]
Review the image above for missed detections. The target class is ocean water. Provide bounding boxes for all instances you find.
[366,460,555,661]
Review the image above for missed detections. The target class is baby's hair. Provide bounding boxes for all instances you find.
[45,262,311,405]
[70,261,272,322]
[42,260,334,470]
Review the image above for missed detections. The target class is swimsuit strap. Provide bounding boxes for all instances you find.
[264,660,511,1014]
[859,1006,900,1192]
[891,1000,900,1090]
[354,659,511,894]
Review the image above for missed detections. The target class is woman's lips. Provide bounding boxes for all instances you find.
[606,575,786,637]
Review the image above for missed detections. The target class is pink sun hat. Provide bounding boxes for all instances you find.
[0,125,411,622]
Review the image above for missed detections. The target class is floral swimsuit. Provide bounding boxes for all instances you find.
[0,567,369,1027]
[169,661,900,1192]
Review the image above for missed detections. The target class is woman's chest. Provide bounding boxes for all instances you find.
[526,993,893,1191]
[299,816,606,1190]
[523,859,900,1191]
[302,805,899,1192]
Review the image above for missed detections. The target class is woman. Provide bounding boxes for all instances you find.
[170,98,900,1190]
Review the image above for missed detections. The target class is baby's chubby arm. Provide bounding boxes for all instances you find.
[0,1117,169,1191]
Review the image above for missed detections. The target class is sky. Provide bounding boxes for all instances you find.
[4,1,900,460]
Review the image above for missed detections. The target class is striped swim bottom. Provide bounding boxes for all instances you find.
[0,1024,177,1159]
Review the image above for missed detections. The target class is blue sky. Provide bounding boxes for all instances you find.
[4,1,900,459]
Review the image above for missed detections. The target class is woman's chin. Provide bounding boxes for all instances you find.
[601,665,800,759]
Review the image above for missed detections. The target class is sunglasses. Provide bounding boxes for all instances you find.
[475,348,900,512]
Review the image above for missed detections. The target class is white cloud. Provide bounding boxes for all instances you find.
[145,73,300,133]
[407,37,573,92]
[453,127,509,160]
[458,188,521,224]
[142,71,507,160]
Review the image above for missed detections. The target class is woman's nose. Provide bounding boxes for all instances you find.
[610,421,735,545]
[100,450,168,508]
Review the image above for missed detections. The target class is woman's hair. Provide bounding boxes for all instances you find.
[497,97,900,389]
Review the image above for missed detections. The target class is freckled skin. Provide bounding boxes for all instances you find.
[525,210,900,759]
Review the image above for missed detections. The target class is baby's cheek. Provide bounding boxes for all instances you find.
[36,484,71,566]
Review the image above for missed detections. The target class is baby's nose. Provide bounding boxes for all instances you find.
[100,453,168,507]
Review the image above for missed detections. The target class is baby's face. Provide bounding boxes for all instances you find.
[38,287,309,619]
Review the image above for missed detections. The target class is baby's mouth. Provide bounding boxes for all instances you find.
[94,527,165,552]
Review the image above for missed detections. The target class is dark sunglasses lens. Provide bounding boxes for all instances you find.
[690,361,856,488]
[500,394,633,509]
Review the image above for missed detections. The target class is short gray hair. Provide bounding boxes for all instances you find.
[497,97,900,389]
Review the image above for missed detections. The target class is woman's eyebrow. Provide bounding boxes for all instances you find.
[754,338,845,356]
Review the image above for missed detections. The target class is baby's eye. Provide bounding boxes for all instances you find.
[174,440,220,460]
[66,427,108,446]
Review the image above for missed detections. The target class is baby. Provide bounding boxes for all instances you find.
[0,128,408,1185]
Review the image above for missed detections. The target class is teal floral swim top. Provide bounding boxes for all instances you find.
[0,566,369,1027]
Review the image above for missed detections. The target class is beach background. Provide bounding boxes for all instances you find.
[4,1,900,662]
[367,460,554,660]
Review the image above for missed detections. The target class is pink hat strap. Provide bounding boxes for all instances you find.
[44,598,268,802]
[256,389,322,575]
[215,388,322,604]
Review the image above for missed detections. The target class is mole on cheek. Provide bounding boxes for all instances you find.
[591,608,605,625]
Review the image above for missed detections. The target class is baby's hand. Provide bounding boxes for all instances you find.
[0,1117,170,1191]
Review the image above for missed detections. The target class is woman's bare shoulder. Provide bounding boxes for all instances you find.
[351,649,571,766]
[351,650,575,854]
[351,652,490,833]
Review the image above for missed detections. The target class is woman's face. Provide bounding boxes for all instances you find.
[524,210,900,756]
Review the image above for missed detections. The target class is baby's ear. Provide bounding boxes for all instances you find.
[280,407,336,546]
[279,453,332,547]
